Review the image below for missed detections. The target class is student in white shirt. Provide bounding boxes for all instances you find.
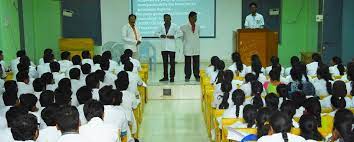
[54,79,73,107]
[299,114,325,142]
[116,71,139,110]
[329,56,346,77]
[0,87,18,129]
[284,56,300,77]
[38,90,55,129]
[37,104,61,142]
[56,106,88,142]
[81,63,91,80]
[328,109,354,142]
[19,94,41,123]
[11,50,26,74]
[265,56,285,76]
[41,72,57,91]
[81,50,94,66]
[229,104,257,129]
[17,56,38,79]
[11,113,39,142]
[313,65,333,97]
[245,81,266,110]
[38,48,54,65]
[100,58,117,86]
[92,55,102,72]
[306,53,324,76]
[69,68,85,106]
[206,56,219,77]
[240,73,257,96]
[16,71,34,96]
[265,93,279,111]
[222,89,246,119]
[124,61,145,96]
[50,62,66,84]
[228,52,247,77]
[291,91,307,118]
[257,112,306,142]
[214,70,242,96]
[244,2,264,29]
[213,82,233,108]
[321,80,352,109]
[58,51,73,74]
[80,100,120,142]
[1,106,28,142]
[76,86,93,125]
[255,107,274,138]
[210,60,225,85]
[66,55,82,77]
[0,80,18,108]
[280,100,299,128]
[249,54,267,83]
[122,14,142,59]
[37,53,54,76]
[124,49,141,74]
[102,51,121,74]
[86,73,101,100]
[0,50,8,79]
[32,78,46,109]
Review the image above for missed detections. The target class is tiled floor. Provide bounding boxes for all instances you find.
[139,100,209,142]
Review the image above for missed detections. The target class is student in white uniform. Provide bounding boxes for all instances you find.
[244,2,265,29]
[122,14,142,59]
[299,114,325,142]
[327,109,354,142]
[228,52,247,77]
[0,50,8,79]
[248,55,266,83]
[41,72,57,91]
[206,56,220,77]
[303,97,322,128]
[16,71,34,96]
[38,48,54,65]
[69,68,85,106]
[17,56,38,79]
[32,78,45,109]
[0,80,18,109]
[321,80,352,109]
[313,65,333,97]
[285,56,300,77]
[38,90,55,129]
[180,11,201,82]
[92,55,102,72]
[11,113,39,142]
[228,104,257,129]
[56,106,88,142]
[81,50,94,67]
[58,51,73,74]
[86,73,100,100]
[124,61,145,96]
[80,100,120,142]
[210,60,225,85]
[265,56,285,76]
[156,14,181,82]
[100,59,117,87]
[306,53,324,76]
[265,93,279,111]
[11,50,26,74]
[76,86,93,125]
[245,81,266,110]
[66,55,82,77]
[50,62,66,84]
[102,51,121,74]
[240,73,257,96]
[257,112,306,142]
[81,63,91,81]
[37,53,54,76]
[280,100,299,128]
[222,89,246,119]
[19,94,41,124]
[329,56,346,77]
[1,107,27,142]
[256,107,274,138]
[214,70,243,95]
[37,104,61,142]
[212,82,233,108]
[116,71,139,110]
[124,49,141,74]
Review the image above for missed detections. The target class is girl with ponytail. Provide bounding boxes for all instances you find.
[265,56,284,76]
[285,56,300,77]
[211,60,225,85]
[329,109,354,142]
[228,52,247,77]
[206,56,220,77]
[277,84,289,105]
[257,112,306,142]
[299,114,324,141]
[240,73,256,96]
[256,107,273,139]
[222,89,246,118]
[248,81,265,110]
[228,104,257,129]
[212,81,232,108]
[346,63,354,96]
[303,97,322,127]
[321,80,352,115]
[307,53,325,76]
[313,65,333,97]
[250,55,266,83]
[330,56,345,76]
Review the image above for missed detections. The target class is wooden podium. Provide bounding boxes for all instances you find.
[234,29,278,67]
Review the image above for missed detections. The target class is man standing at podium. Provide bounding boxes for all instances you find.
[244,2,264,29]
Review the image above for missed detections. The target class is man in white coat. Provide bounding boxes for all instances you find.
[156,14,181,82]
[122,14,142,59]
[180,11,200,82]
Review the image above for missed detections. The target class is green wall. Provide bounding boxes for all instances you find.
[279,0,319,66]
[0,0,21,62]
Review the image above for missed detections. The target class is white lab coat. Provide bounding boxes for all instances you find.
[311,78,333,97]
[257,133,306,142]
[58,60,73,74]
[180,23,200,56]
[10,57,20,74]
[0,60,7,78]
[103,71,117,88]
[77,104,87,125]
[53,72,66,84]
[306,62,319,76]
[244,13,264,29]
[103,105,129,133]
[17,82,34,96]
[82,59,94,67]
[0,128,14,142]
[265,66,285,76]
[127,71,145,95]
[130,57,141,73]
[36,126,61,142]
[37,63,51,76]
[80,117,120,142]
[228,63,248,77]
[156,23,181,52]
[121,24,142,52]
[57,133,89,142]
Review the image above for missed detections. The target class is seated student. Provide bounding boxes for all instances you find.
[36,104,61,142]
[284,56,300,77]
[54,90,71,107]
[292,91,306,118]
[0,80,18,109]
[214,70,242,97]
[327,109,354,142]
[86,73,100,100]
[342,62,354,82]
[212,81,233,108]
[124,61,145,95]
[41,72,57,91]
[92,55,102,72]
[100,88,129,140]
[0,83,18,128]
[206,56,220,77]
[277,84,289,107]
[306,53,325,76]
[11,50,26,74]
[329,56,345,77]
[38,48,54,65]
[50,62,66,84]
[264,69,284,94]
[247,55,266,83]
[265,56,285,76]
[80,100,120,142]
[299,114,324,142]
[100,59,117,86]
[102,51,121,74]
[230,104,257,129]
[303,97,322,127]
[81,50,94,67]
[346,64,354,96]
[257,112,306,142]
[228,52,247,77]
[321,80,352,111]
[124,49,141,73]
[312,65,333,97]
[116,71,139,110]
[76,86,93,125]
[55,78,73,103]
[16,71,34,96]
[69,68,85,106]
[17,56,38,79]
[96,70,109,89]
[66,55,82,77]
[58,51,73,73]
[265,93,279,111]
[221,89,246,119]
[280,100,299,128]
[0,50,8,79]
[56,106,88,142]
[38,90,55,129]
[81,63,92,79]
[210,60,225,85]
[1,106,27,142]
[240,73,257,97]
[287,67,310,95]
[19,94,41,124]
[256,107,274,139]
[32,78,45,108]
[11,113,39,142]
[37,53,54,76]
[245,81,266,110]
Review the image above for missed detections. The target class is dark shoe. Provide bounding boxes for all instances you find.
[185,78,190,82]
[170,78,174,82]
[159,78,169,82]
[196,77,200,82]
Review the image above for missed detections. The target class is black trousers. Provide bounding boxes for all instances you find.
[184,55,200,79]
[161,51,175,79]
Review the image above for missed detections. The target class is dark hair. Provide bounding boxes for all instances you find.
[265,93,279,110]
[76,86,93,105]
[332,56,345,75]
[317,65,333,95]
[111,90,123,106]
[124,61,134,72]
[269,69,280,82]
[290,56,300,68]
[245,73,256,83]
[188,11,197,18]
[99,86,114,105]
[72,55,82,65]
[43,48,53,55]
[270,56,281,71]
[251,81,264,110]
[54,90,71,106]
[3,80,18,106]
[280,100,296,125]
[19,94,38,112]
[333,110,354,142]
[55,106,80,132]
[11,113,38,141]
[223,70,234,83]
[81,50,91,59]
[61,51,71,60]
[292,91,306,109]
[334,109,353,124]
[270,112,292,142]
[86,73,99,89]
[33,78,45,92]
[277,84,289,100]
[56,78,72,95]
[249,2,257,7]
[6,106,28,128]
[16,50,26,58]
[102,51,112,60]
[95,70,105,82]
[210,56,220,71]
[331,81,347,110]
[100,58,110,71]
[69,68,80,80]
[299,114,324,141]
[256,107,273,138]
[17,63,29,73]
[116,71,129,91]
[93,55,101,64]
[84,100,104,121]
[215,60,225,84]
[41,104,59,126]
[312,53,325,68]
[232,89,246,117]
[219,82,232,109]
[50,62,60,73]
[251,54,263,80]
[16,71,29,83]
[331,96,346,110]
[41,72,54,85]
[243,104,257,128]
[124,49,133,58]
[232,52,244,72]
[120,54,130,65]
[128,14,136,19]
[19,56,31,67]
[81,63,91,75]
[163,13,171,18]
[43,53,54,63]
[39,90,55,107]
[296,62,310,82]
